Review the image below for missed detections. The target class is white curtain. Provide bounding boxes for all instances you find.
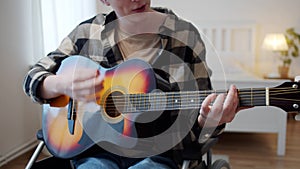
[34,0,98,62]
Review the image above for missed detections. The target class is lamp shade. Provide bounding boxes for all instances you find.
[262,33,288,51]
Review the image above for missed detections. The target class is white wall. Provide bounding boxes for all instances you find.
[0,0,42,165]
[155,0,300,76]
[40,0,98,62]
[0,0,100,165]
[99,0,300,76]
[0,0,99,165]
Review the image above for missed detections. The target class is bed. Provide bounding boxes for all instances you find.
[195,21,288,156]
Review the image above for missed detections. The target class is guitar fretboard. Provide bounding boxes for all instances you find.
[116,88,268,113]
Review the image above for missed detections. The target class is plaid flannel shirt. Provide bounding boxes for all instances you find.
[23,7,224,167]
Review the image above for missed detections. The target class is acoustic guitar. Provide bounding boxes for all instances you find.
[42,55,300,159]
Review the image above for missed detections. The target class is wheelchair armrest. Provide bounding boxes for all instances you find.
[200,138,219,155]
[182,138,219,160]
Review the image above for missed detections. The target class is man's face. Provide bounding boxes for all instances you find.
[105,0,152,18]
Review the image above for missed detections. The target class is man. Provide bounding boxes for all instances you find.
[23,0,239,168]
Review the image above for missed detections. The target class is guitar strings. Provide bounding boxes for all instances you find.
[103,87,299,102]
[102,89,299,103]
[101,87,300,111]
[102,96,299,109]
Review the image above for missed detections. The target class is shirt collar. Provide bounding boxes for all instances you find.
[100,8,178,64]
[101,7,177,39]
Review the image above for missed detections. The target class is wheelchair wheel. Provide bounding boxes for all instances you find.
[210,159,230,169]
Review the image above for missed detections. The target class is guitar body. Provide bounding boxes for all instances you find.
[42,55,157,158]
[43,104,87,158]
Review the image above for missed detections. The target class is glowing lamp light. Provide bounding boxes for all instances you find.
[262,33,288,51]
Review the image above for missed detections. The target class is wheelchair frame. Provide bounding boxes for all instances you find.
[26,130,230,169]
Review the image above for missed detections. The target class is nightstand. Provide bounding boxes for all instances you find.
[263,75,294,82]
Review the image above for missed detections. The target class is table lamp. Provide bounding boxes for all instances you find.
[262,33,289,78]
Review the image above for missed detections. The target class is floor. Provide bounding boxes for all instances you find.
[212,116,300,169]
[1,116,300,169]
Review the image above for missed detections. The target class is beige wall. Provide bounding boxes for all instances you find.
[0,0,42,164]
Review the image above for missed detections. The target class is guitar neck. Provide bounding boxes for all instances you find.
[123,87,269,112]
[122,84,300,113]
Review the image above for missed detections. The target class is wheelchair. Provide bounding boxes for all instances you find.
[25,130,230,169]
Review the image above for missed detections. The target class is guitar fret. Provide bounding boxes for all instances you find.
[167,93,181,110]
[251,88,253,106]
[266,87,270,106]
[238,88,266,107]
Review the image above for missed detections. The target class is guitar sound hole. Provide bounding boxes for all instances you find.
[105,91,124,118]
